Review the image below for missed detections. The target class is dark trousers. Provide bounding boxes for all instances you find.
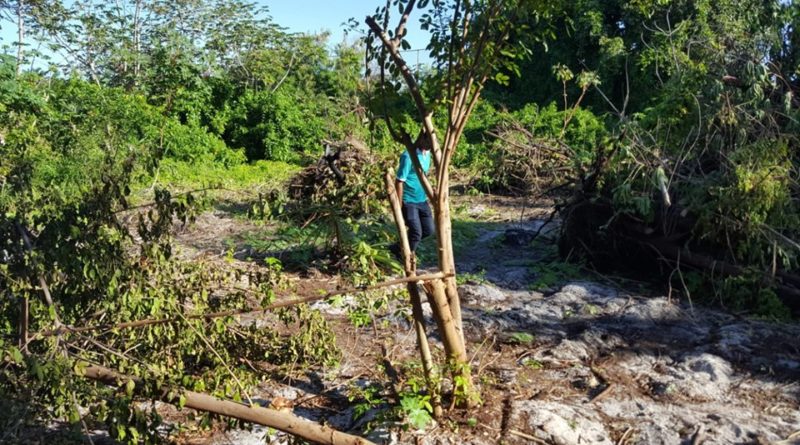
[403,201,435,252]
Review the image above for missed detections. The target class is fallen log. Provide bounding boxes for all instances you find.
[644,238,800,315]
[82,365,376,445]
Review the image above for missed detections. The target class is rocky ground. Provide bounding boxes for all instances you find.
[169,195,799,445]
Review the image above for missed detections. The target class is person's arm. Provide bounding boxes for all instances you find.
[395,180,404,202]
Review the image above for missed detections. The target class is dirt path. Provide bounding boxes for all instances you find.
[174,198,800,445]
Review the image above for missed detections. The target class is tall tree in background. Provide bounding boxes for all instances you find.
[365,0,556,405]
[0,0,50,75]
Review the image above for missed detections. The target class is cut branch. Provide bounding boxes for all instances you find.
[38,272,452,338]
[366,15,441,167]
[82,365,375,445]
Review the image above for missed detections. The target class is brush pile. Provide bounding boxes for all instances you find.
[287,136,387,219]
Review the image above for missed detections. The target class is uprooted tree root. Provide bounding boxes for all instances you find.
[557,158,800,317]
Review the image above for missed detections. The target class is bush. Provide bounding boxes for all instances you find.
[226,88,327,162]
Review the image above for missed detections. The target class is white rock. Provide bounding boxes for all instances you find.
[515,401,613,445]
[460,283,508,305]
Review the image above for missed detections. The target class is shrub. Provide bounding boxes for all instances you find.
[226,88,327,162]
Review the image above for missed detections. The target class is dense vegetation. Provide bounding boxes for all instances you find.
[0,0,798,442]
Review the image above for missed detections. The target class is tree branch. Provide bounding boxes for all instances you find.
[39,272,452,338]
[393,0,416,47]
[367,14,437,201]
[366,14,441,167]
[82,365,376,445]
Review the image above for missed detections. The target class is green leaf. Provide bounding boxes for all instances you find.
[494,72,510,85]
[73,360,88,376]
[125,378,136,396]
[9,347,23,364]
[508,332,534,344]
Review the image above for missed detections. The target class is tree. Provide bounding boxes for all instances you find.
[365,0,554,407]
[0,0,53,75]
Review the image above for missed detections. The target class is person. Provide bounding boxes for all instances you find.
[393,146,435,257]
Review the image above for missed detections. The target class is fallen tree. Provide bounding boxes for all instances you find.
[550,2,800,318]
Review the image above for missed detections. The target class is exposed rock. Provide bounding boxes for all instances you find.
[514,401,613,445]
[682,352,732,384]
[497,267,531,289]
[460,283,508,305]
[503,227,538,247]
[201,214,800,445]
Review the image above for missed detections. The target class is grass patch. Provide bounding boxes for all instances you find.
[527,237,584,291]
[133,159,301,204]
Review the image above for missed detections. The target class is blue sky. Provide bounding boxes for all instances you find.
[267,0,428,49]
[0,1,431,62]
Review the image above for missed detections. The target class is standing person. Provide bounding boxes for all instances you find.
[393,146,435,258]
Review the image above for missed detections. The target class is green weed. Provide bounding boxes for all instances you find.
[507,332,535,344]
[143,159,301,200]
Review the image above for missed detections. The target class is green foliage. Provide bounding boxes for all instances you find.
[347,360,438,432]
[530,258,583,291]
[456,270,488,285]
[0,65,341,442]
[450,361,481,407]
[151,159,300,200]
[719,275,791,320]
[554,0,800,316]
[399,394,434,430]
[453,100,607,193]
[513,103,605,156]
[269,304,341,368]
[226,89,327,162]
[507,332,535,344]
[348,382,386,426]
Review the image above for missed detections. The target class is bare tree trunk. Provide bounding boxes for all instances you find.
[18,294,28,352]
[82,365,376,445]
[133,0,142,86]
[434,171,463,344]
[16,0,24,76]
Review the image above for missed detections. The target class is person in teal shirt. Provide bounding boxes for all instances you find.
[394,147,434,254]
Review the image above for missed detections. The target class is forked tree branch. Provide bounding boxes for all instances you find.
[366,14,442,167]
[366,14,438,201]
[393,0,417,47]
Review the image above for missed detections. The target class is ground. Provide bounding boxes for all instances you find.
[156,194,799,445]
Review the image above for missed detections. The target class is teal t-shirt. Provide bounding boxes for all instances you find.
[396,149,431,203]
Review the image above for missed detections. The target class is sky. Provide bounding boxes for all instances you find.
[267,0,429,49]
[0,0,431,64]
